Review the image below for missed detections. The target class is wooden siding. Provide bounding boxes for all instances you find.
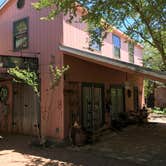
[0,80,12,133]
[12,83,39,135]
[0,0,65,139]
[63,17,143,66]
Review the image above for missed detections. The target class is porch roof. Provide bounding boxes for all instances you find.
[59,45,166,83]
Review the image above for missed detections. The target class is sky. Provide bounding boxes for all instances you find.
[0,0,7,7]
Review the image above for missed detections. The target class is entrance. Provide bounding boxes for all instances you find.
[133,86,139,111]
[110,85,125,120]
[12,83,39,135]
[82,83,104,132]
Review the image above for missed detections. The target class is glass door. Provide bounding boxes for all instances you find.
[82,83,104,132]
[110,86,125,120]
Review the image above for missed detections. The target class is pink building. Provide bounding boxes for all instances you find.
[0,0,166,140]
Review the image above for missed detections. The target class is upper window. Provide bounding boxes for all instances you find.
[128,42,134,63]
[13,17,29,51]
[17,0,25,9]
[89,27,102,51]
[112,34,121,59]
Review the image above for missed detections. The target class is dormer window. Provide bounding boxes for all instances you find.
[128,42,134,63]
[112,34,121,59]
[89,27,102,51]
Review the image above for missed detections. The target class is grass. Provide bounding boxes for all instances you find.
[152,107,166,114]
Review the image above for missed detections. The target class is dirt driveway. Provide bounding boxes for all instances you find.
[0,135,142,166]
[80,113,166,166]
[0,114,166,166]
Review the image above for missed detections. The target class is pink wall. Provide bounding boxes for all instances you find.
[155,87,166,108]
[64,54,144,109]
[0,0,144,140]
[0,0,64,140]
[63,18,143,66]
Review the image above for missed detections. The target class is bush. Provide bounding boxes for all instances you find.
[152,107,166,114]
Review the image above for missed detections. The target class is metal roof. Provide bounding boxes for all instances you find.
[59,45,166,83]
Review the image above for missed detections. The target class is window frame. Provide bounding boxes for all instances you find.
[112,34,121,59]
[128,42,134,63]
[13,17,29,51]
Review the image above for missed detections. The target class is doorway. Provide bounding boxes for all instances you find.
[82,83,104,132]
[12,83,39,135]
[110,85,125,120]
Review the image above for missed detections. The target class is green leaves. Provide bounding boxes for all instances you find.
[7,67,39,96]
[32,0,166,68]
[49,65,70,88]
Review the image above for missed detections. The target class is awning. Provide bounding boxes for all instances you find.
[59,45,166,83]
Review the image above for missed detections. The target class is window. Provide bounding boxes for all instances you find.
[13,17,29,51]
[128,42,134,63]
[112,34,121,58]
[89,27,102,51]
[17,0,25,9]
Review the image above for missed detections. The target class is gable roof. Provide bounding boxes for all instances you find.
[59,45,166,83]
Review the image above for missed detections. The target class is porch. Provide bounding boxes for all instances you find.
[63,54,143,138]
[60,45,166,140]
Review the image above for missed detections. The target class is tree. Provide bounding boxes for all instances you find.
[143,43,165,71]
[32,0,166,69]
[143,43,165,105]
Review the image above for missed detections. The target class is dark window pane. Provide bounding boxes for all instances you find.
[114,47,120,58]
[128,42,134,63]
[13,17,29,50]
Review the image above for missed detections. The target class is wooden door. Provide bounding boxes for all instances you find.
[12,83,39,135]
[133,86,139,111]
[110,86,125,120]
[82,83,104,132]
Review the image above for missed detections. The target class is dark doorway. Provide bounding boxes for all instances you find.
[82,83,104,132]
[110,85,125,120]
[133,86,139,111]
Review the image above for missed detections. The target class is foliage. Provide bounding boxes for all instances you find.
[143,43,165,71]
[49,65,70,89]
[7,67,39,96]
[144,79,154,99]
[152,107,166,114]
[143,43,165,99]
[32,0,166,68]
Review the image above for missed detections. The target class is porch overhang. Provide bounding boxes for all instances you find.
[59,45,166,83]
